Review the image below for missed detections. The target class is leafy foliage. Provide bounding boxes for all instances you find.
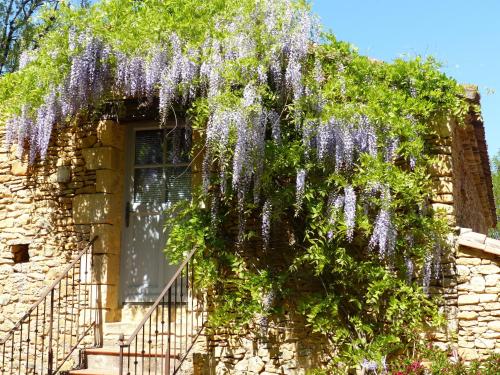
[390,348,500,375]
[0,0,473,370]
[489,151,500,239]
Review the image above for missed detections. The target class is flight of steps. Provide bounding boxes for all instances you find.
[69,306,201,375]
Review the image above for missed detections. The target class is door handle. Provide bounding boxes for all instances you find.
[125,201,132,227]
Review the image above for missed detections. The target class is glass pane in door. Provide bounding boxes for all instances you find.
[133,168,166,204]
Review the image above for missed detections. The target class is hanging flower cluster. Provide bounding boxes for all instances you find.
[6,32,111,160]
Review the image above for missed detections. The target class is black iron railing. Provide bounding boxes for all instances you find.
[119,248,207,375]
[0,237,101,375]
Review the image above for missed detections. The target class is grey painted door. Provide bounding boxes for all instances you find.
[121,125,191,303]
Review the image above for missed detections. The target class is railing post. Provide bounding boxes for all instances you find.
[92,244,104,348]
[118,334,125,375]
[166,289,172,375]
[48,289,54,375]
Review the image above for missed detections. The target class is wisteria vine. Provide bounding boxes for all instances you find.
[2,0,466,365]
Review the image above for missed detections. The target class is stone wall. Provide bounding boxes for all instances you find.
[194,317,331,375]
[428,87,496,235]
[451,123,494,234]
[0,118,125,338]
[455,230,500,362]
[451,88,496,234]
[0,120,95,336]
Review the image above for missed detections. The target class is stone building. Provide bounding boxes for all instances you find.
[0,87,498,374]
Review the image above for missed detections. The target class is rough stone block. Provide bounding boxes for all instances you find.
[91,224,121,255]
[431,193,453,204]
[456,265,470,276]
[457,311,478,320]
[474,338,495,349]
[483,332,500,339]
[429,154,452,177]
[96,169,121,193]
[488,321,500,332]
[73,194,121,225]
[476,264,500,275]
[82,147,119,170]
[479,294,497,303]
[485,274,499,287]
[431,114,454,137]
[461,232,487,244]
[485,238,500,254]
[56,166,71,183]
[248,357,265,373]
[459,320,478,328]
[77,135,97,149]
[458,348,480,361]
[456,257,481,266]
[97,120,124,150]
[467,276,486,292]
[92,254,120,286]
[11,161,28,176]
[458,295,480,305]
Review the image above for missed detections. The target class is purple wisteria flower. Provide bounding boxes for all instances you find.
[335,123,354,171]
[33,90,59,161]
[410,155,417,170]
[262,200,272,251]
[317,120,333,160]
[145,47,167,98]
[344,186,356,242]
[295,169,307,213]
[405,256,414,283]
[368,186,396,258]
[327,192,344,240]
[6,0,324,183]
[268,110,281,143]
[18,50,36,69]
[356,115,377,158]
[14,105,34,159]
[423,252,433,294]
[385,136,399,162]
[257,288,275,335]
[361,359,378,373]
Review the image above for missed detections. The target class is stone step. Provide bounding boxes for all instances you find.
[84,347,178,373]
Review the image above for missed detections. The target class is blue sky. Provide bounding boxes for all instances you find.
[312,0,500,158]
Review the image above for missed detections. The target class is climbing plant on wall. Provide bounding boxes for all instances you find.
[490,151,500,239]
[0,0,471,370]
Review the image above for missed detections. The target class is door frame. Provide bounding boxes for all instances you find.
[118,119,187,305]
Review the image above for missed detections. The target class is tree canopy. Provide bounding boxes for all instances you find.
[0,0,60,74]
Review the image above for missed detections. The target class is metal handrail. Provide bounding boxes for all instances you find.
[0,236,101,375]
[119,247,207,375]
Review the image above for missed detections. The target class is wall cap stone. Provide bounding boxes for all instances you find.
[457,229,500,257]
